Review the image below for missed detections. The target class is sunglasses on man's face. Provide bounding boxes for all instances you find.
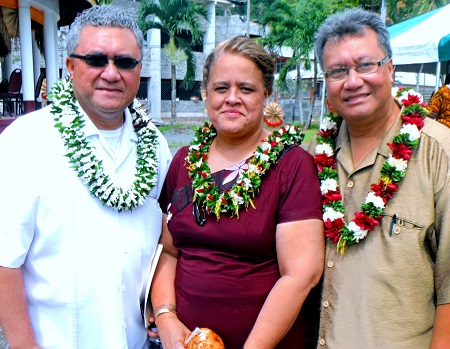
[69,53,142,70]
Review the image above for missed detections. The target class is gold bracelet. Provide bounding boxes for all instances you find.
[153,303,176,313]
[154,306,177,319]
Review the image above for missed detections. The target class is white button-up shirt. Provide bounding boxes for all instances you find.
[0,104,171,349]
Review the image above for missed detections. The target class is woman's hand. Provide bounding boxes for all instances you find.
[156,313,191,349]
[147,313,159,338]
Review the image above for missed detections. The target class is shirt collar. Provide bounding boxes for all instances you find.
[335,98,404,160]
[76,101,138,143]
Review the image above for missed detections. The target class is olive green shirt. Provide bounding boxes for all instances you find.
[308,110,450,349]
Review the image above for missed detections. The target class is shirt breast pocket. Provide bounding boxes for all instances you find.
[381,212,430,257]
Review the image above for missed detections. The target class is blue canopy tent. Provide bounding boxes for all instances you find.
[388,4,450,90]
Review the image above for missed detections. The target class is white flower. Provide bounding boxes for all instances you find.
[288,126,297,134]
[241,177,252,190]
[400,123,421,141]
[190,144,201,151]
[365,192,385,209]
[259,153,270,162]
[323,206,344,222]
[260,142,271,151]
[247,163,258,174]
[320,117,337,131]
[230,191,244,205]
[347,221,368,242]
[391,87,399,97]
[320,178,338,194]
[387,155,408,172]
[315,143,334,156]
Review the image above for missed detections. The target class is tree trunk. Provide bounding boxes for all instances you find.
[293,66,301,123]
[307,58,319,129]
[171,63,177,124]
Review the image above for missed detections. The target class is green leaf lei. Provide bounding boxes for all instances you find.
[49,78,159,212]
[187,121,304,219]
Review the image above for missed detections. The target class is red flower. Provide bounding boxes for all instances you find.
[315,153,335,168]
[401,93,422,106]
[388,142,413,160]
[207,194,214,201]
[324,218,344,242]
[318,129,334,139]
[353,212,381,230]
[196,187,204,193]
[199,171,208,179]
[323,190,342,204]
[402,115,424,129]
[371,180,399,201]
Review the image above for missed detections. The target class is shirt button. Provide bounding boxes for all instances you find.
[323,300,329,308]
[393,226,401,234]
[319,338,326,346]
[347,180,354,188]
[327,261,334,268]
[121,285,126,293]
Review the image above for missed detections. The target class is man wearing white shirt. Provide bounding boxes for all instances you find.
[0,6,171,349]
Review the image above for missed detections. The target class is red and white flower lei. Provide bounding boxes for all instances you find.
[314,88,428,254]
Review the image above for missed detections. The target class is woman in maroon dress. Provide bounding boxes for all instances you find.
[150,36,324,349]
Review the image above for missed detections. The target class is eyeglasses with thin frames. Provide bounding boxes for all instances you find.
[325,56,391,82]
[69,53,142,70]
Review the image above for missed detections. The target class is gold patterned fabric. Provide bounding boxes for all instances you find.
[427,84,450,128]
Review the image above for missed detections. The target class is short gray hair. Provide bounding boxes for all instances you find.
[66,5,144,57]
[314,8,392,70]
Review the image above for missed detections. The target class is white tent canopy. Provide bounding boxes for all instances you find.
[388,4,450,86]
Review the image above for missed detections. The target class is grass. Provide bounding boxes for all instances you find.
[302,123,319,146]
[158,123,198,133]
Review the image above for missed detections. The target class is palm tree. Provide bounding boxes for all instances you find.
[138,0,208,123]
[259,0,330,127]
[386,0,449,23]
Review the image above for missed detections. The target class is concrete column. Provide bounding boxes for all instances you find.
[18,0,35,113]
[203,1,216,55]
[43,8,59,101]
[3,54,12,79]
[148,28,161,121]
[32,31,41,80]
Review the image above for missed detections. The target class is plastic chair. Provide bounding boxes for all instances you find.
[34,73,45,110]
[0,69,23,116]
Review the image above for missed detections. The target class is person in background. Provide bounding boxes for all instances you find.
[310,8,450,349]
[149,36,324,349]
[427,74,450,128]
[0,5,171,349]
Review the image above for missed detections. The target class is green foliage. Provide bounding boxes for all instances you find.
[258,0,331,83]
[138,0,208,89]
[386,0,450,23]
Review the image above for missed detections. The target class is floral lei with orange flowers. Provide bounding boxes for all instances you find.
[314,87,428,254]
